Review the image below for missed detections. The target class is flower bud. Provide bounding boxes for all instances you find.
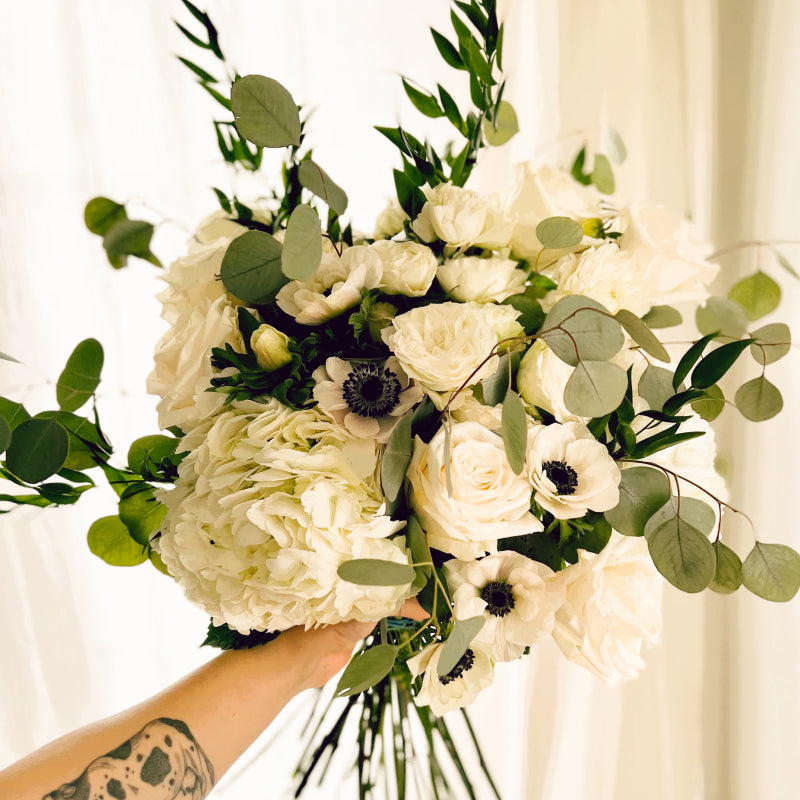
[367,302,397,343]
[250,324,292,371]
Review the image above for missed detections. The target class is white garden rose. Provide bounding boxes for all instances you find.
[276,241,379,325]
[407,641,494,716]
[436,255,527,303]
[407,420,542,559]
[450,390,503,431]
[411,183,487,248]
[526,421,621,519]
[517,340,584,423]
[445,552,565,661]
[371,239,437,297]
[157,399,413,633]
[552,533,663,683]
[619,203,719,306]
[374,198,408,239]
[381,302,522,405]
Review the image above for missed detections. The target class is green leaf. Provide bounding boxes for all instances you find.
[201,621,279,651]
[381,412,413,502]
[776,251,800,280]
[563,360,627,417]
[230,74,301,148]
[177,55,217,85]
[479,353,510,406]
[638,365,676,410]
[541,295,624,366]
[602,126,627,165]
[220,229,286,304]
[337,559,415,586]
[437,616,486,677]
[614,309,670,362]
[742,542,800,602]
[696,297,748,339]
[0,351,19,363]
[281,205,322,281]
[119,483,167,546]
[406,516,433,593]
[84,197,127,236]
[402,78,444,118]
[728,271,781,321]
[438,85,467,135]
[56,338,104,412]
[642,305,683,328]
[431,28,465,70]
[646,496,716,536]
[502,295,544,335]
[749,322,791,366]
[149,548,171,576]
[690,339,751,389]
[87,515,148,567]
[103,219,159,268]
[570,146,592,186]
[691,384,725,422]
[335,644,398,697]
[501,389,527,474]
[128,435,180,476]
[591,153,615,194]
[0,398,29,431]
[535,216,584,249]
[673,333,716,390]
[708,541,742,594]
[5,417,70,483]
[604,466,671,537]
[734,376,783,421]
[462,38,494,85]
[35,410,110,471]
[297,159,349,216]
[482,100,519,146]
[0,416,10,455]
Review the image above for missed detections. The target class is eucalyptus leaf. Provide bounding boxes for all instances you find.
[35,410,109,471]
[480,353,510,406]
[84,197,127,236]
[119,483,167,546]
[0,351,20,363]
[337,558,415,587]
[0,417,10,455]
[0,397,30,431]
[437,616,486,677]
[690,339,751,390]
[128,435,180,476]
[482,100,519,146]
[56,338,104,412]
[5,417,69,483]
[602,126,627,165]
[535,216,584,250]
[282,205,322,281]
[638,365,676,411]
[604,466,671,537]
[776,251,800,280]
[735,376,783,421]
[696,297,748,339]
[614,309,670,362]
[742,542,800,602]
[87,515,148,567]
[591,153,615,194]
[541,295,624,366]
[501,388,527,474]
[381,412,413,502]
[406,516,433,593]
[230,74,301,148]
[220,229,286,304]
[103,219,159,268]
[749,322,791,366]
[149,548,171,576]
[645,496,717,536]
[642,305,682,328]
[335,645,398,697]
[563,360,627,417]
[691,385,725,422]
[728,271,781,321]
[297,159,349,216]
[708,541,742,594]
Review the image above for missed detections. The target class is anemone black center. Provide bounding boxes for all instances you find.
[542,459,578,495]
[341,363,401,418]
[438,648,476,685]
[480,580,516,617]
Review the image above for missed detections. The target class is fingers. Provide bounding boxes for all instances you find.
[399,597,429,621]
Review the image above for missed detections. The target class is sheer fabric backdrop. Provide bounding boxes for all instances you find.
[1,1,798,798]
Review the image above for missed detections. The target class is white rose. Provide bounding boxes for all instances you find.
[436,255,527,303]
[374,198,409,239]
[552,533,663,683]
[619,203,719,307]
[526,421,621,519]
[250,324,292,371]
[446,552,565,661]
[407,420,542,559]
[517,340,584,423]
[381,302,521,403]
[276,243,380,325]
[371,239,437,297]
[407,641,494,716]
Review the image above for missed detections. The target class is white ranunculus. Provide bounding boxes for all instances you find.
[312,355,423,443]
[506,162,604,260]
[542,243,651,316]
[436,255,527,303]
[374,198,409,239]
[157,399,413,633]
[552,533,663,683]
[371,239,438,297]
[526,421,621,519]
[619,203,719,306]
[407,420,542,559]
[517,340,584,423]
[250,324,292,372]
[445,552,565,661]
[407,641,494,716]
[381,302,522,404]
[276,241,378,325]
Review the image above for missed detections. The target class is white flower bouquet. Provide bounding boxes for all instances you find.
[2,1,799,796]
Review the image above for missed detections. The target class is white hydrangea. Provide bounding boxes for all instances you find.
[157,399,413,633]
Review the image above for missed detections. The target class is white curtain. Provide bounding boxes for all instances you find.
[1,1,798,798]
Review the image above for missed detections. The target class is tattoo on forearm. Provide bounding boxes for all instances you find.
[42,718,215,800]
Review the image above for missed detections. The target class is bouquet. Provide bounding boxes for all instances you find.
[2,1,799,797]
